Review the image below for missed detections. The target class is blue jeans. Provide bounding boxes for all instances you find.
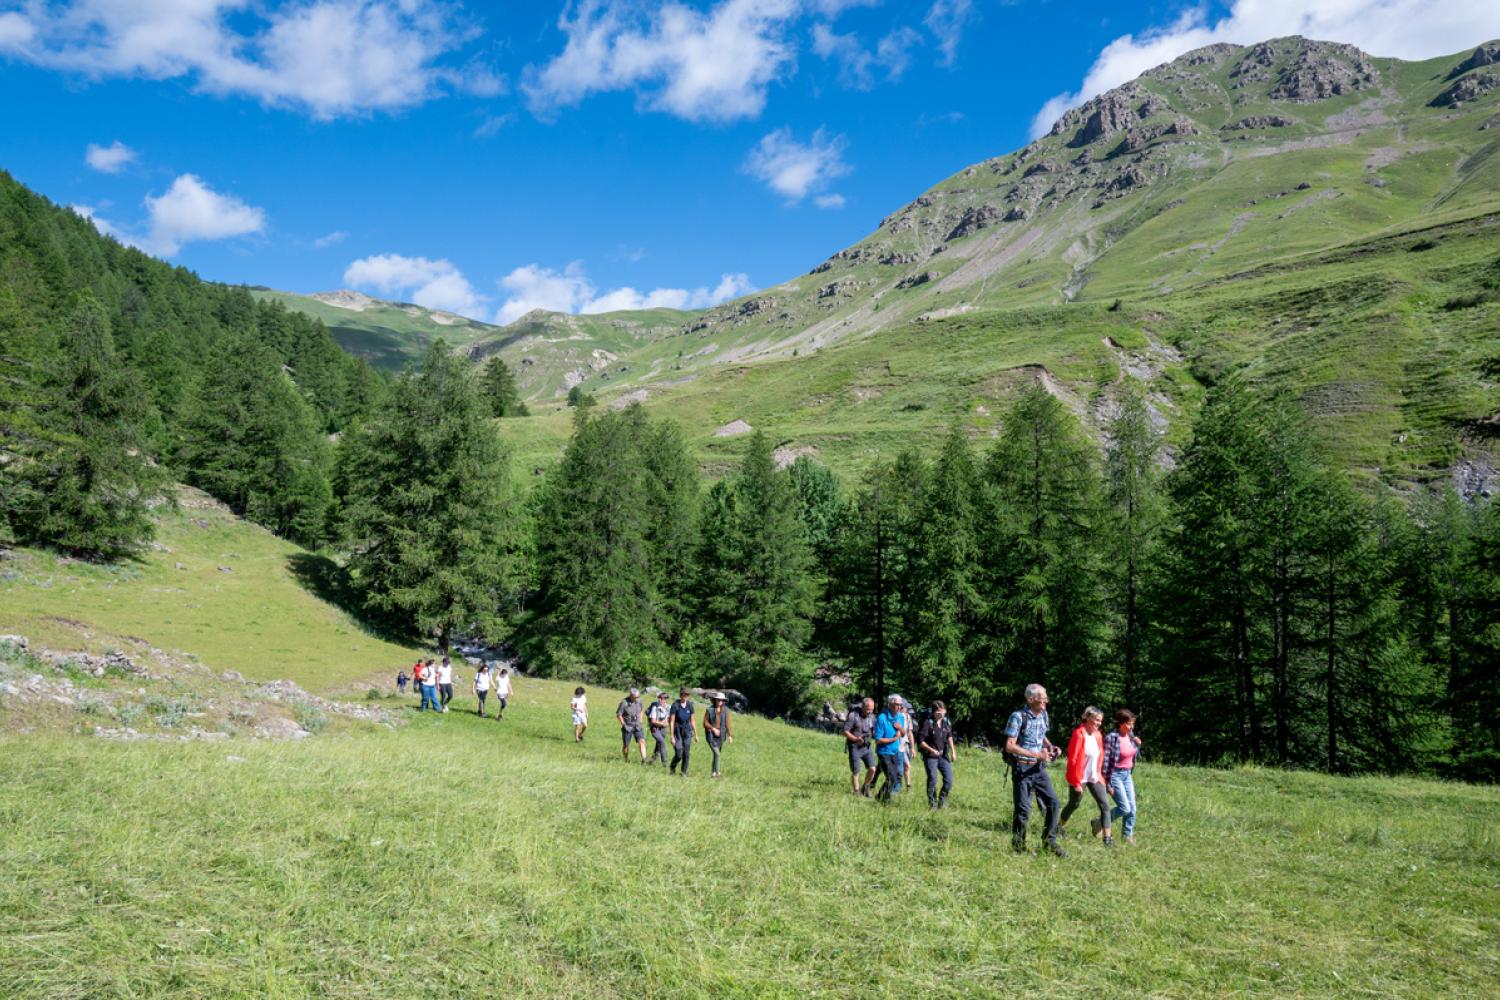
[420,684,439,712]
[1109,770,1137,838]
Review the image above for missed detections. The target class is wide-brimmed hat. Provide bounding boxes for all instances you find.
[710,691,727,701]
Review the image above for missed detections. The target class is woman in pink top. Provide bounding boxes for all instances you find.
[1059,706,1112,847]
[1102,708,1142,845]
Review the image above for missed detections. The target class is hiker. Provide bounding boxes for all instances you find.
[703,692,733,778]
[1060,706,1113,847]
[418,659,440,713]
[917,700,956,809]
[473,662,491,717]
[618,688,648,763]
[899,696,915,790]
[873,694,906,802]
[646,691,671,765]
[1103,708,1142,845]
[668,687,695,776]
[494,667,512,720]
[396,668,409,694]
[439,657,457,712]
[1004,684,1066,857]
[844,697,878,796]
[571,687,588,742]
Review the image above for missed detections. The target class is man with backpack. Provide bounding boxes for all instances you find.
[617,688,649,764]
[1004,684,1066,856]
[873,694,906,802]
[646,691,671,765]
[844,697,878,796]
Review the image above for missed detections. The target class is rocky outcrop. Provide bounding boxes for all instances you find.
[1449,42,1500,80]
[879,251,923,266]
[713,419,753,438]
[1222,114,1296,131]
[896,271,939,289]
[1023,159,1060,178]
[1431,72,1500,108]
[818,278,862,299]
[1272,41,1378,101]
[1111,119,1197,156]
[945,204,1004,241]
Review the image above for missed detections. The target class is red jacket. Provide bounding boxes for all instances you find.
[1065,725,1105,789]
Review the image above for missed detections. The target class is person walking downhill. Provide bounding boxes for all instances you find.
[873,694,906,802]
[618,688,649,764]
[918,700,956,809]
[898,697,915,792]
[1103,709,1143,845]
[668,687,695,776]
[646,691,671,765]
[437,657,455,713]
[571,687,588,742]
[703,692,733,778]
[396,668,409,695]
[473,662,491,717]
[1060,707,1113,848]
[418,659,440,713]
[493,667,512,720]
[844,698,878,796]
[1004,684,1066,857]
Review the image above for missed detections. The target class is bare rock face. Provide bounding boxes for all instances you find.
[1023,159,1060,178]
[1004,206,1030,222]
[879,251,923,266]
[945,204,1004,241]
[1063,84,1145,147]
[1174,43,1238,68]
[1222,114,1296,131]
[818,278,862,299]
[896,271,939,289]
[1431,72,1500,108]
[1448,42,1500,80]
[1111,119,1197,156]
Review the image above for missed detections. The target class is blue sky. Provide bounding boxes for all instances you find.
[3,0,1496,324]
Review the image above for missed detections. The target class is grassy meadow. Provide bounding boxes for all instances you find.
[1,675,1497,998]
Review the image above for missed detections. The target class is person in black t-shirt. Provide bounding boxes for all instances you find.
[917,700,957,809]
[668,688,696,776]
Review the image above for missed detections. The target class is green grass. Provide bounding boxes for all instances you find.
[0,489,420,691]
[249,290,501,372]
[1,675,1496,997]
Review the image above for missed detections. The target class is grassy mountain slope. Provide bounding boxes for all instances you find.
[0,486,419,690]
[249,288,501,372]
[465,37,1500,490]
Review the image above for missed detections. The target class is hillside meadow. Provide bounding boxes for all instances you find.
[0,676,1497,998]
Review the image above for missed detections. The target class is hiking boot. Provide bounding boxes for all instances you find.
[1090,818,1102,838]
[1011,837,1030,854]
[1103,837,1115,848]
[1044,839,1069,858]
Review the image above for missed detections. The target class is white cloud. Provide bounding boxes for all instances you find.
[143,174,265,255]
[84,140,136,173]
[495,263,753,324]
[0,1,498,119]
[313,230,349,248]
[814,193,846,209]
[344,253,486,318]
[924,0,975,67]
[743,126,850,202]
[70,203,136,246]
[524,0,799,122]
[812,23,921,88]
[1030,0,1500,139]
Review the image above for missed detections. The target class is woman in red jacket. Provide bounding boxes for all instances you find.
[1058,706,1113,847]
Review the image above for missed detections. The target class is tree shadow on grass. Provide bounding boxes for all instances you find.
[286,552,415,647]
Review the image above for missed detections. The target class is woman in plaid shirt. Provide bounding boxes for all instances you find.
[1102,709,1143,845]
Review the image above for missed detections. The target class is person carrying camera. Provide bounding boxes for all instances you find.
[1003,683,1067,857]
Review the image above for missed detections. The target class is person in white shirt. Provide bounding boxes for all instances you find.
[1060,706,1114,847]
[437,657,456,712]
[473,663,492,717]
[571,687,588,742]
[493,667,513,721]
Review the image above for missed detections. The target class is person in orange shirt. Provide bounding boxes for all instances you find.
[1059,706,1113,847]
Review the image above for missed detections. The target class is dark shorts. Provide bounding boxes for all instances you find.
[621,725,644,745]
[848,744,877,772]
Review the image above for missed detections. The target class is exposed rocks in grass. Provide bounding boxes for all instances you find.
[772,444,819,469]
[1430,72,1500,108]
[609,389,649,410]
[1111,119,1197,157]
[896,271,939,289]
[1272,41,1379,101]
[1058,84,1148,146]
[878,251,923,266]
[713,419,753,438]
[1448,42,1500,80]
[809,260,833,274]
[1023,159,1060,178]
[946,204,1004,241]
[818,279,863,299]
[1484,113,1500,131]
[1004,206,1030,222]
[1222,115,1296,131]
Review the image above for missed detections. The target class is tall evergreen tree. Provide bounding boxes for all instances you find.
[1453,495,1500,778]
[341,342,515,649]
[481,356,529,418]
[985,385,1110,717]
[1103,386,1166,709]
[10,293,163,557]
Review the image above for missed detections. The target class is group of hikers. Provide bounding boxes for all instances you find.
[397,658,513,719]
[396,663,1140,855]
[843,683,1140,855]
[576,686,735,779]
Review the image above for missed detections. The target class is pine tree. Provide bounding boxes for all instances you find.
[11,293,163,557]
[986,385,1110,718]
[1453,495,1500,778]
[635,414,700,647]
[1103,386,1166,709]
[481,356,529,418]
[341,342,515,649]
